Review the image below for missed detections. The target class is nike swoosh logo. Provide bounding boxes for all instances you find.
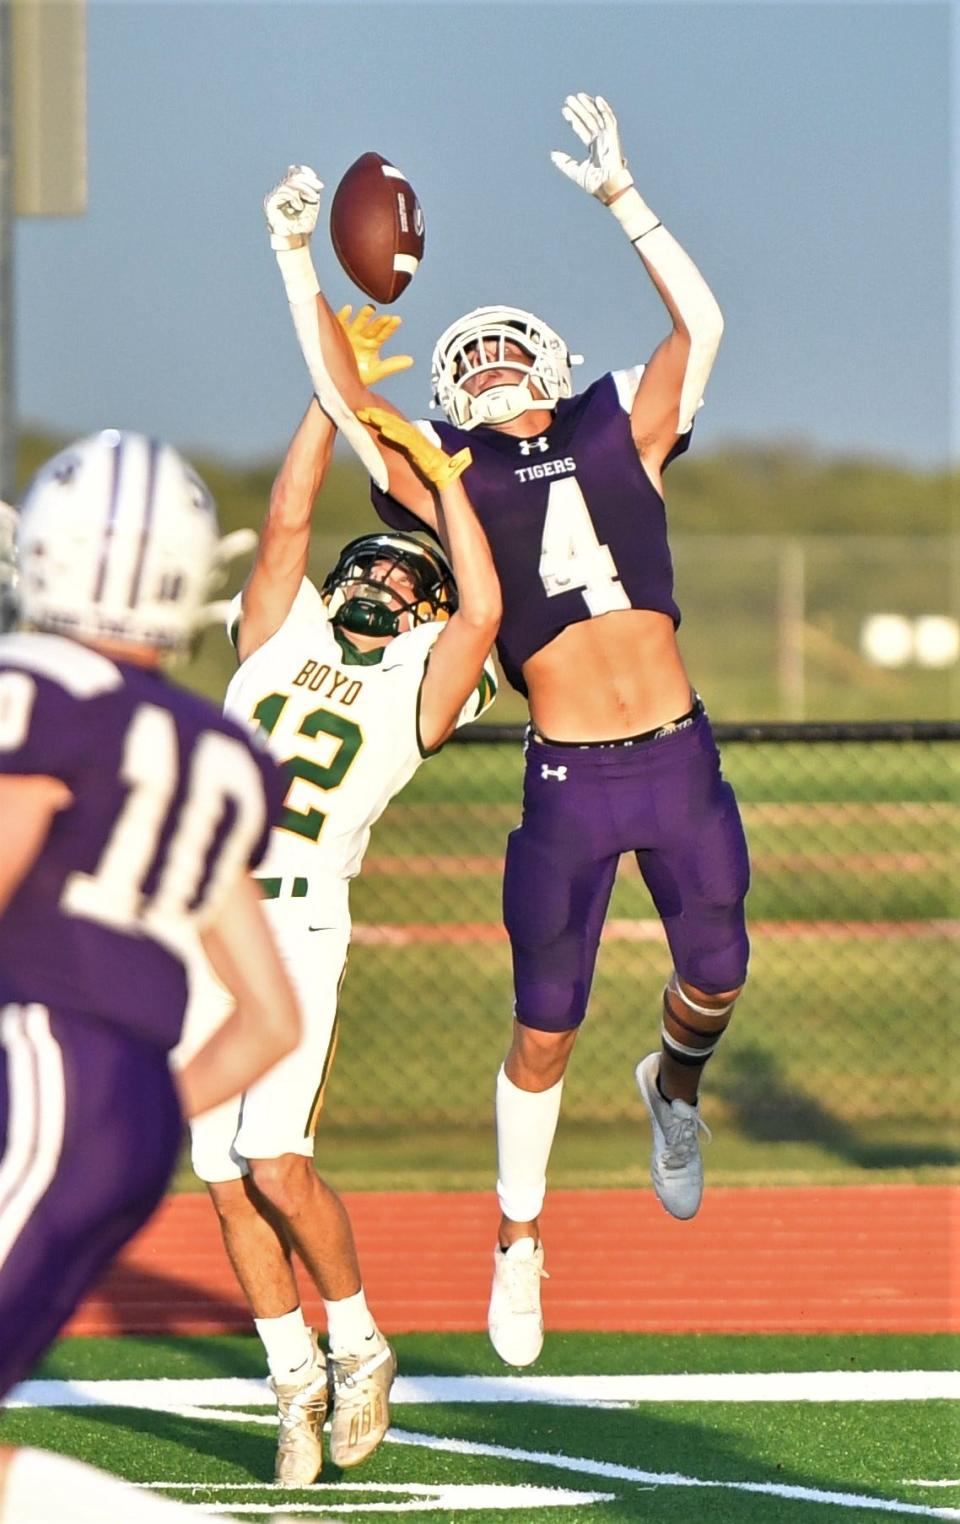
[308,925,334,932]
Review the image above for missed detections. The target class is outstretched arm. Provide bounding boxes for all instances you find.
[553,93,724,483]
[265,166,439,527]
[238,305,419,665]
[235,399,333,664]
[359,408,501,751]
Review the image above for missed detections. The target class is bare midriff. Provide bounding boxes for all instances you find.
[523,609,693,742]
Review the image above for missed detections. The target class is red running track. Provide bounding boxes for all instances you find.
[64,1185,958,1337]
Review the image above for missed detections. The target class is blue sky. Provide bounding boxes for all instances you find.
[14,1,955,469]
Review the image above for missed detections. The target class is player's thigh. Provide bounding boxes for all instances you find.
[0,1005,180,1394]
[638,767,750,993]
[503,812,618,1031]
[233,922,350,1162]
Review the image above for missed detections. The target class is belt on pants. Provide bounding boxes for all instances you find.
[256,876,309,899]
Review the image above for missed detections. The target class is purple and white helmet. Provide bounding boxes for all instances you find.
[430,306,581,430]
[17,430,231,652]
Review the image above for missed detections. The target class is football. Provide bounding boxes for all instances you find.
[329,152,425,305]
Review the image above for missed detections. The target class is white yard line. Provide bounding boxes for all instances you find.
[7,1370,960,1408]
[386,1428,960,1519]
[136,1483,615,1513]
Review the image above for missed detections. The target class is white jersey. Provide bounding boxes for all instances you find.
[223,579,496,884]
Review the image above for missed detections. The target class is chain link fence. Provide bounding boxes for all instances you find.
[318,724,958,1187]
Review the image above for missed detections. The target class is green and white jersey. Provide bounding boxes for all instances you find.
[224,579,497,883]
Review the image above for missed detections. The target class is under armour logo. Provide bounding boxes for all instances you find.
[541,763,568,781]
[518,436,550,456]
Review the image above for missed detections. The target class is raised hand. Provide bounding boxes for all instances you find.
[336,305,414,386]
[357,407,472,489]
[263,165,323,250]
[550,93,633,203]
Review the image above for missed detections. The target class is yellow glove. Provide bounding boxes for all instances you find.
[357,406,472,489]
[336,304,414,386]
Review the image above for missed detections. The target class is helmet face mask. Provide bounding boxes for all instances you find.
[15,430,225,655]
[431,306,578,430]
[322,532,457,639]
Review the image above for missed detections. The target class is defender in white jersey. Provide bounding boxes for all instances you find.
[187,302,500,1486]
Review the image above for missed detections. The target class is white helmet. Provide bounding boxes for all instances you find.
[430,306,581,430]
[17,430,237,653]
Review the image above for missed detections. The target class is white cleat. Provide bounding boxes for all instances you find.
[488,1237,548,1367]
[328,1331,397,1468]
[270,1336,329,1486]
[635,1052,712,1220]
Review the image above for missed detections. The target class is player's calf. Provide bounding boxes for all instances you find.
[659,973,742,1104]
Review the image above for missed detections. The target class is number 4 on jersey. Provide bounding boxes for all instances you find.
[538,477,630,617]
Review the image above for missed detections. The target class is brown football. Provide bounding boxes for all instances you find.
[329,152,425,305]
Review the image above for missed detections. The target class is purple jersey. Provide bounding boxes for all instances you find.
[372,370,690,694]
[0,632,285,1049]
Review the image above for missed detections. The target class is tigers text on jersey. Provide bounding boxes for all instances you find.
[224,579,496,883]
[0,632,284,1048]
[372,370,691,694]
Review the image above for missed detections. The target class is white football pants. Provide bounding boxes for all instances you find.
[179,883,350,1182]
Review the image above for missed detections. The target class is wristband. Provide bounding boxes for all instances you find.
[606,185,661,243]
[274,244,320,306]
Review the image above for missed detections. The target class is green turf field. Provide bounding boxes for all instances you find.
[7,1334,958,1522]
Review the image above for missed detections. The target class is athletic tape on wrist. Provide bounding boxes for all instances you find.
[275,244,321,306]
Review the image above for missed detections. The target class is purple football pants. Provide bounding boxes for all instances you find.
[0,1003,182,1397]
[502,713,750,1031]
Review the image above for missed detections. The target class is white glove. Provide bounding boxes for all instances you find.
[550,93,633,203]
[263,165,323,250]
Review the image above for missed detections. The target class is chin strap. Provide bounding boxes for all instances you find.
[462,381,559,431]
[333,598,400,638]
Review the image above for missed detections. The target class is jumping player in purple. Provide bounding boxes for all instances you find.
[290,92,750,1367]
[0,431,302,1522]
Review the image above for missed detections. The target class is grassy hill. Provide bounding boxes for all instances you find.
[16,429,957,540]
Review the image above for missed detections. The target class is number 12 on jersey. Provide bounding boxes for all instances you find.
[253,693,363,842]
[538,477,630,617]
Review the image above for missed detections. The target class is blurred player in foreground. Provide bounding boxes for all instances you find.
[185,197,500,1484]
[267,92,751,1368]
[0,433,301,1521]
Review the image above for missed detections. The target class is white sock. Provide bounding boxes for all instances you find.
[253,1305,315,1382]
[495,1064,564,1223]
[1,1447,224,1522]
[324,1287,377,1356]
